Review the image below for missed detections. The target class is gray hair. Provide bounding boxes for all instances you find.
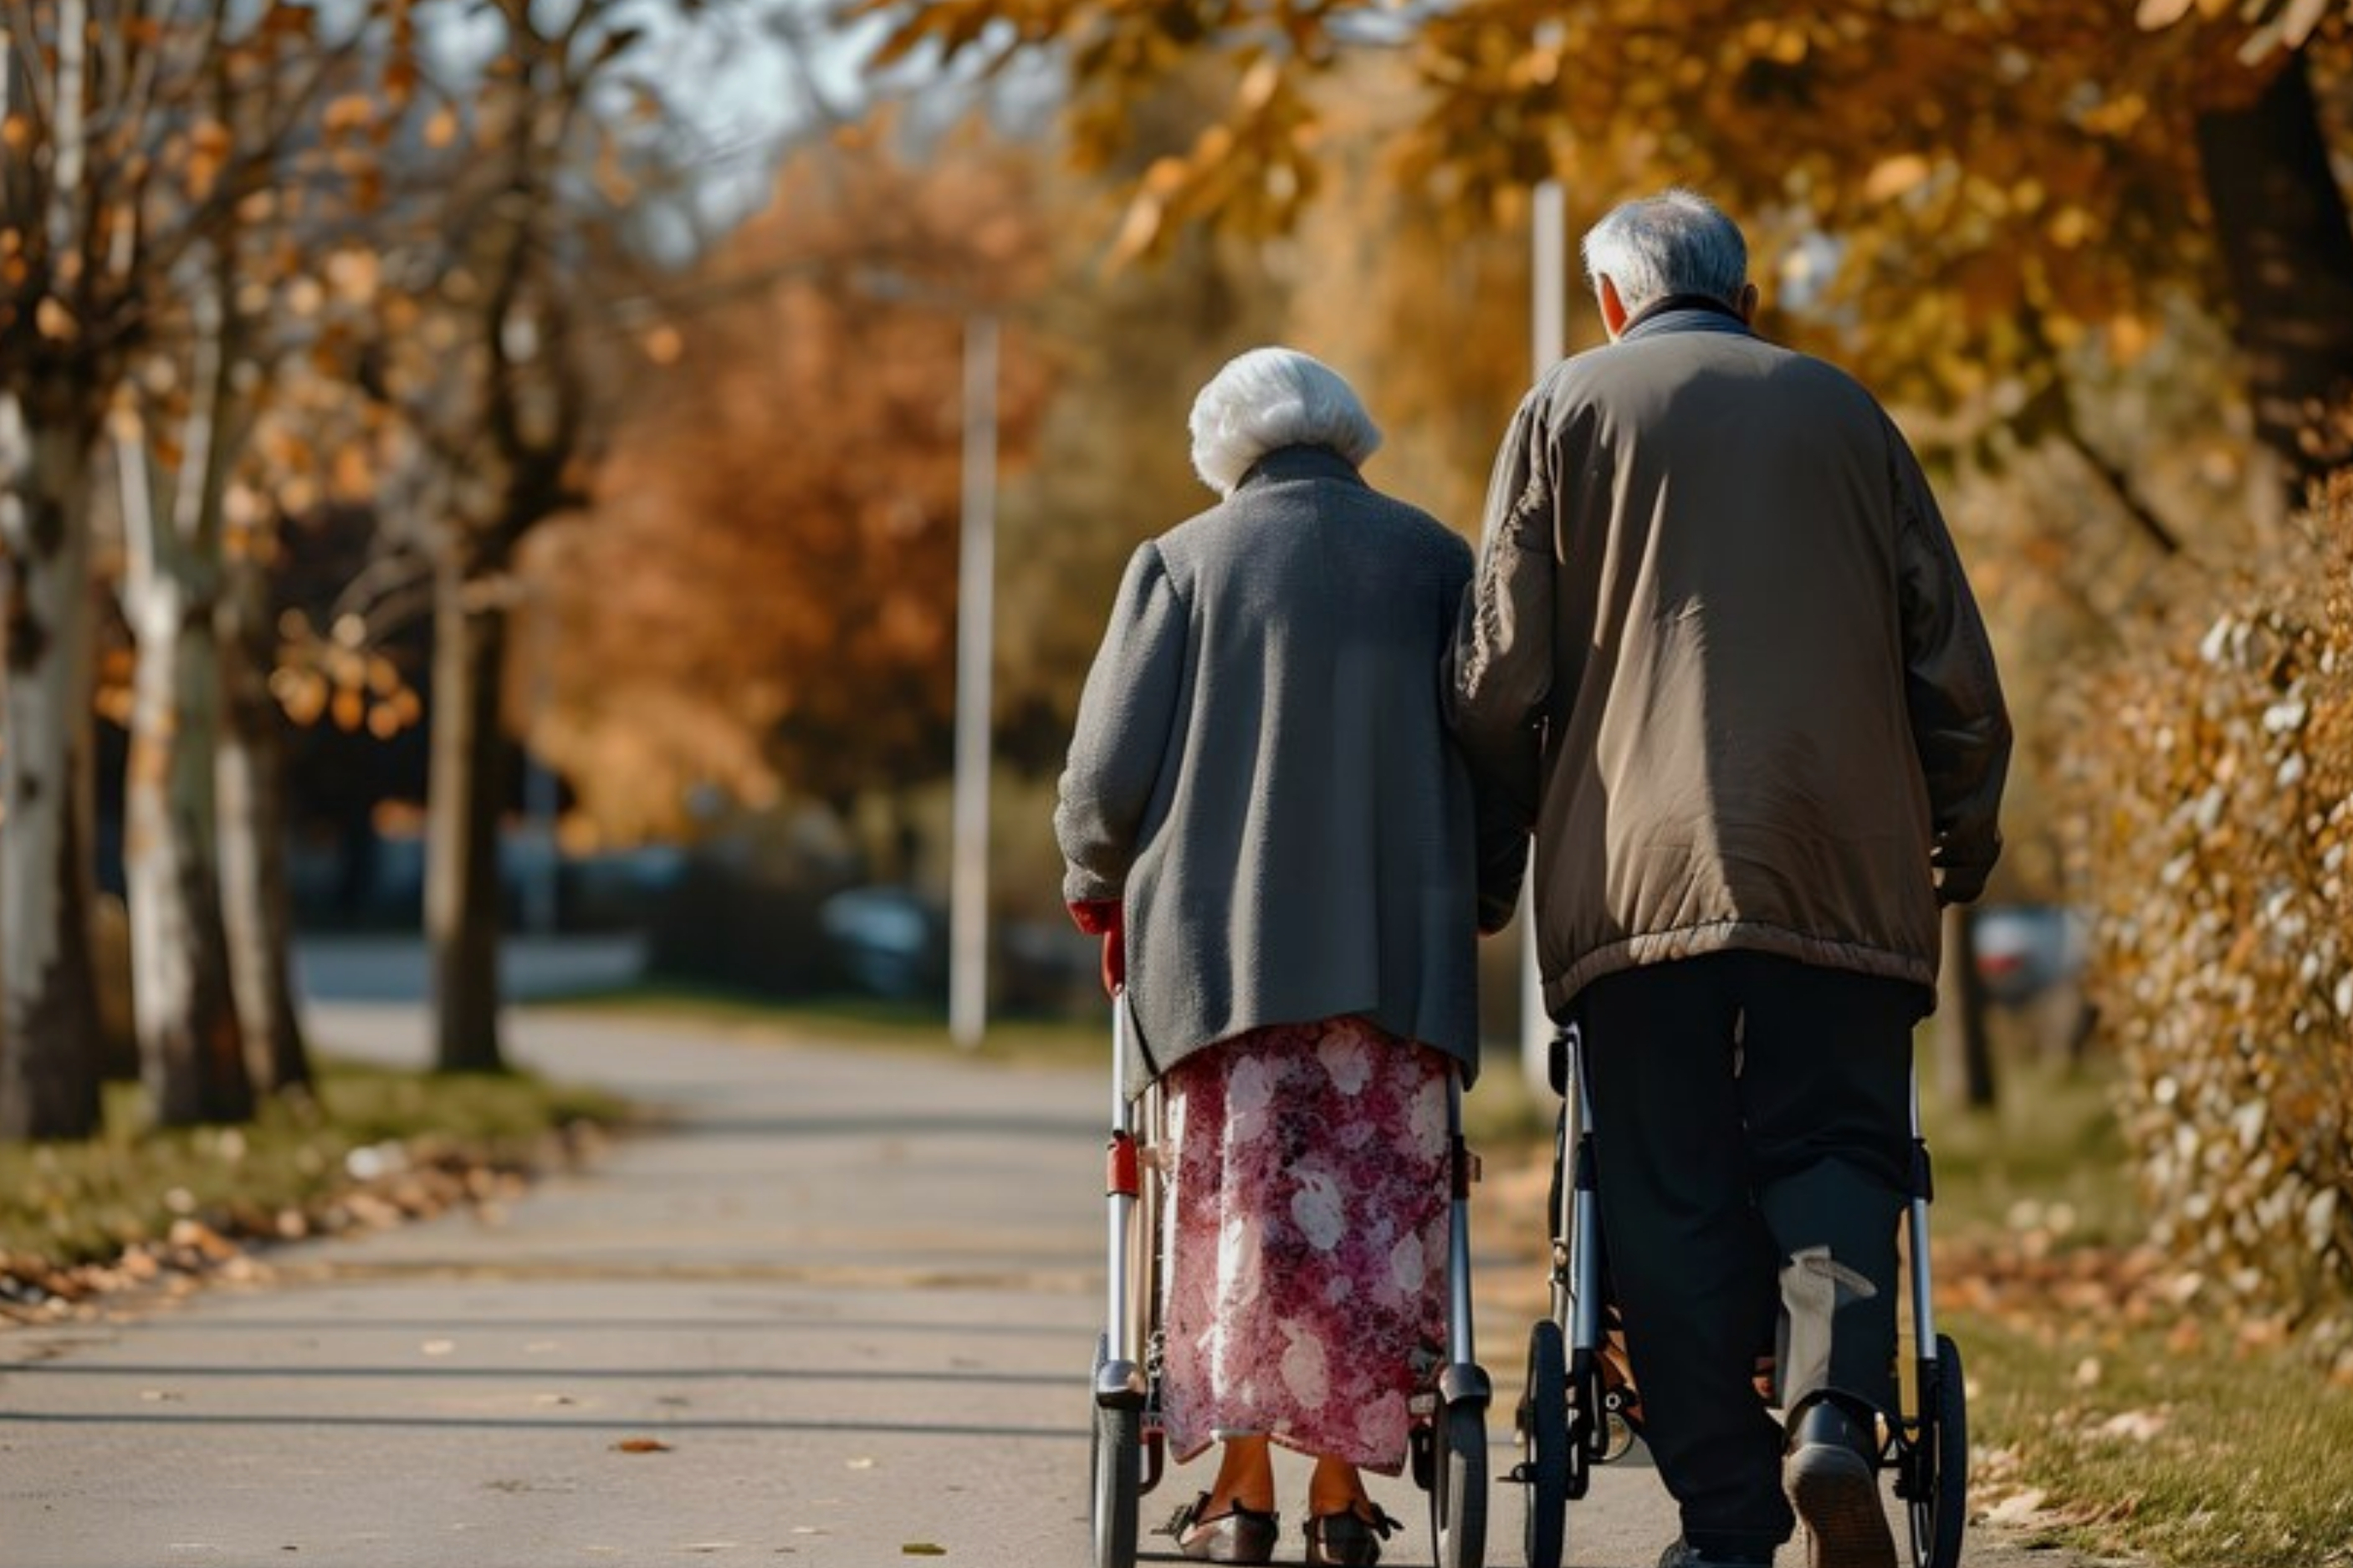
[1188,346,1382,498]
[1581,189,1749,318]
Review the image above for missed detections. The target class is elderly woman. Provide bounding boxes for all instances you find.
[1056,348,1517,1568]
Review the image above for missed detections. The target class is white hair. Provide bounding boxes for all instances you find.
[1187,347,1382,498]
[1581,189,1749,319]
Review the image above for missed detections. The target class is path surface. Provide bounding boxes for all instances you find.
[1,1001,2085,1568]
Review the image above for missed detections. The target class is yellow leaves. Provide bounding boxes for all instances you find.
[1738,18,1810,64]
[640,325,684,366]
[256,2,318,40]
[2108,313,2156,364]
[270,666,329,727]
[1864,154,1933,203]
[2060,479,2353,1351]
[2046,206,2097,249]
[323,248,379,307]
[34,297,78,342]
[2079,93,2151,138]
[423,106,461,151]
[321,94,376,139]
[1235,56,1282,114]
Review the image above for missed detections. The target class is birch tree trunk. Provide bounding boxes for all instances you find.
[118,432,252,1127]
[217,546,313,1100]
[0,395,103,1141]
[427,559,512,1073]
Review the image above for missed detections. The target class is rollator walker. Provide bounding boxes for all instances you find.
[1089,991,1492,1568]
[1512,1023,1969,1568]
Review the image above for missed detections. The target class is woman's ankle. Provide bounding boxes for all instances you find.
[1306,1460,1372,1519]
[1209,1438,1276,1515]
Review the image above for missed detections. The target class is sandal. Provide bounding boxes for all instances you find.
[1159,1491,1280,1565]
[1303,1502,1400,1567]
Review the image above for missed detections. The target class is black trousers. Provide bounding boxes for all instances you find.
[1576,952,1921,1557]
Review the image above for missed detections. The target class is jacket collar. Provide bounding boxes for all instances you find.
[1621,293,1756,344]
[1235,443,1368,493]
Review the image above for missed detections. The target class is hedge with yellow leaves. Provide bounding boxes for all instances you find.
[2064,472,2353,1364]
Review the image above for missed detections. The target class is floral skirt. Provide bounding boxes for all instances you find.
[1158,1016,1453,1473]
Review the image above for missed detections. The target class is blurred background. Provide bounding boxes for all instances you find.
[2,0,2350,1376]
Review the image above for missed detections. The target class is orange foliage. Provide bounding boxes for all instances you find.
[528,122,1052,842]
[867,0,2340,424]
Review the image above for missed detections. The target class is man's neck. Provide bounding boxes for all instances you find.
[1624,292,1747,332]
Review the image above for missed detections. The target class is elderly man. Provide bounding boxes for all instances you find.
[1450,191,2009,1568]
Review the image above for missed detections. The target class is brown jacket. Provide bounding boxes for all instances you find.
[1450,307,2010,1019]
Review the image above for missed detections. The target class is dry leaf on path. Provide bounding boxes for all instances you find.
[611,1438,672,1454]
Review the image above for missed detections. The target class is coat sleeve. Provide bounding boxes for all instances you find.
[1434,535,1530,935]
[1448,390,1556,835]
[1055,541,1189,906]
[1887,418,2012,904]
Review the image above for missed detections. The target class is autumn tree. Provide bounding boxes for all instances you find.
[106,4,382,1125]
[869,1,2352,507]
[1,1,351,1136]
[992,65,1296,782]
[532,118,1051,866]
[361,0,726,1073]
[2,1,138,1139]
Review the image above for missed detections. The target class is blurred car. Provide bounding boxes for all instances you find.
[1972,903,2089,1009]
[819,886,949,1000]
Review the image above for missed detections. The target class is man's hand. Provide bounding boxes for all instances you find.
[1068,899,1125,996]
[1931,840,1989,907]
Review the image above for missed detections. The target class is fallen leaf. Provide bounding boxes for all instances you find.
[612,1438,672,1454]
[2093,1409,2168,1443]
[903,1547,947,1557]
[846,1457,877,1470]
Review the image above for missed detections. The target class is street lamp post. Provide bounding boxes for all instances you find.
[1523,176,1567,1093]
[949,311,1000,1050]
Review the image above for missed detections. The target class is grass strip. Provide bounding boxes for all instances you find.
[0,1060,622,1276]
[1955,1305,2353,1568]
[541,983,1107,1066]
[1924,1057,2353,1566]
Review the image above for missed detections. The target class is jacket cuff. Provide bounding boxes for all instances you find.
[1067,899,1121,935]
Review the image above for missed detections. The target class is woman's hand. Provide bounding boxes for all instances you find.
[1067,899,1126,996]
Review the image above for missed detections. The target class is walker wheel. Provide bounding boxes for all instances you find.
[1430,1397,1489,1568]
[1090,1334,1140,1568]
[1519,1321,1568,1568]
[1905,1334,1967,1568]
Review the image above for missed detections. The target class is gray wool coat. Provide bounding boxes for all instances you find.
[1056,444,1517,1094]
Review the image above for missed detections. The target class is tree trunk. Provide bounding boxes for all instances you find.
[426,559,511,1074]
[119,439,252,1128]
[1935,903,1997,1112]
[2195,50,2353,500]
[217,547,314,1101]
[0,396,103,1141]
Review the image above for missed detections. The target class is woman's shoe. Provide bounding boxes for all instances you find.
[1161,1492,1280,1565]
[1303,1502,1400,1567]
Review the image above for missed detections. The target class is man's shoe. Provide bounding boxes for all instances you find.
[1161,1492,1280,1565]
[1657,1536,1775,1568]
[1783,1399,1896,1568]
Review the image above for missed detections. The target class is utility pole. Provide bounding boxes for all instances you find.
[949,312,1000,1050]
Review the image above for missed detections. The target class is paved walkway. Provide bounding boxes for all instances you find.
[0,1002,2086,1568]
